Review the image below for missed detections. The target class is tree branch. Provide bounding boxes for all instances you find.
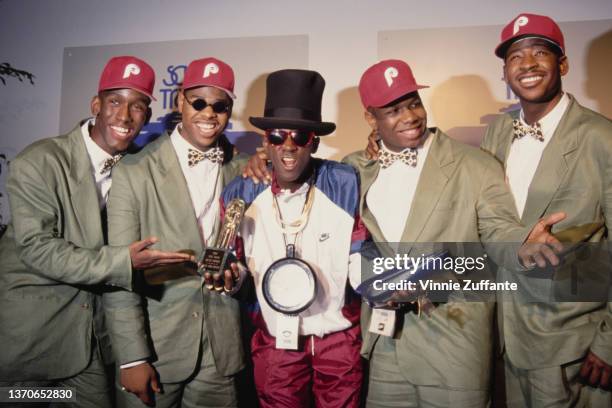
[0,62,35,85]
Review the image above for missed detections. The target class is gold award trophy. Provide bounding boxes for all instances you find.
[142,198,246,286]
[198,198,246,288]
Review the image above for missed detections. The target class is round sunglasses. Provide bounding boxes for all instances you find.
[265,129,315,147]
[186,97,230,114]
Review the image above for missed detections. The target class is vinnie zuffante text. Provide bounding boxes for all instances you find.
[370,253,518,292]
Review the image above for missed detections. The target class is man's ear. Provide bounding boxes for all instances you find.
[312,137,320,154]
[261,132,270,147]
[177,90,185,112]
[559,55,569,77]
[364,110,377,132]
[220,104,233,134]
[91,95,101,116]
[145,107,152,126]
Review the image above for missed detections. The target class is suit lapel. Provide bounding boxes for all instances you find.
[153,136,204,252]
[400,130,456,251]
[488,110,518,165]
[500,118,515,165]
[351,153,395,257]
[219,160,234,189]
[68,124,104,248]
[520,97,579,226]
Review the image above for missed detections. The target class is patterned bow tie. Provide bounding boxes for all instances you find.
[513,119,544,142]
[378,148,418,169]
[100,155,123,175]
[188,147,224,167]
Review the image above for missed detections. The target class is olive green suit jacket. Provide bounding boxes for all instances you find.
[344,129,527,390]
[0,123,132,381]
[103,134,247,383]
[481,95,612,369]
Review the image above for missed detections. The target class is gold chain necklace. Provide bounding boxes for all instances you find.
[272,183,315,236]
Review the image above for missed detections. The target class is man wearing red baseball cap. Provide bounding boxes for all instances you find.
[482,13,612,406]
[0,56,192,407]
[104,57,249,407]
[342,58,567,407]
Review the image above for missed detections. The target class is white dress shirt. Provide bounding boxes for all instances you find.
[81,119,116,210]
[170,125,221,246]
[122,126,223,370]
[367,131,433,244]
[506,93,570,217]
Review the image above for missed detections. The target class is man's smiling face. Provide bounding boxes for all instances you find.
[90,88,151,155]
[503,37,568,105]
[177,86,232,150]
[366,92,428,152]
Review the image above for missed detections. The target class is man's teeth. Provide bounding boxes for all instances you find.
[111,126,129,135]
[401,128,420,135]
[520,76,543,84]
[282,157,296,165]
[196,123,216,130]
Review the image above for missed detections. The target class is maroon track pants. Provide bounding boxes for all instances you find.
[251,324,363,408]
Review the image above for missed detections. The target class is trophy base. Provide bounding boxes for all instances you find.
[198,247,232,276]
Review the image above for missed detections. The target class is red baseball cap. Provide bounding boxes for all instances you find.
[495,13,565,58]
[359,59,428,108]
[98,56,156,101]
[182,57,236,99]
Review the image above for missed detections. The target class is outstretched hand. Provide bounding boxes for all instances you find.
[518,212,566,268]
[129,237,195,270]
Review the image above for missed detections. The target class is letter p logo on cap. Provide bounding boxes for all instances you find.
[203,62,220,78]
[513,16,529,35]
[384,67,399,87]
[122,63,141,79]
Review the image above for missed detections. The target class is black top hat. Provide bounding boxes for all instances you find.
[249,69,336,136]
